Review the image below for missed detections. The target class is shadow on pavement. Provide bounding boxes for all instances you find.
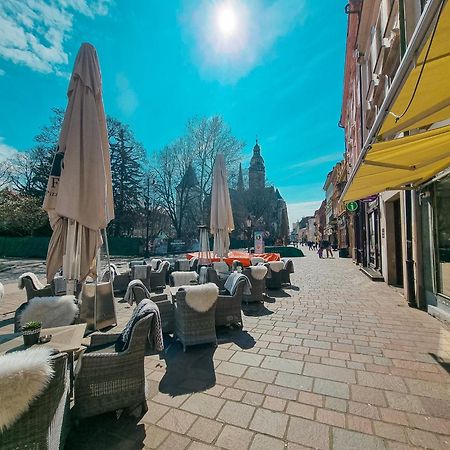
[430,352,450,374]
[159,340,217,396]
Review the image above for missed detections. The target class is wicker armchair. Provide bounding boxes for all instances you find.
[215,278,245,327]
[130,284,174,334]
[72,315,152,419]
[18,274,53,301]
[0,353,69,450]
[281,258,294,285]
[112,271,131,294]
[265,262,284,290]
[174,285,218,351]
[205,267,227,290]
[149,261,169,292]
[243,266,267,303]
[131,264,152,291]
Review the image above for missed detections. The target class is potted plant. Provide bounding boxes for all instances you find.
[22,321,42,346]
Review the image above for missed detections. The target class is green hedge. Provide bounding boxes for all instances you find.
[0,236,51,258]
[265,246,304,257]
[0,236,144,258]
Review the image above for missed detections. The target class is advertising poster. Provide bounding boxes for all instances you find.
[254,230,265,254]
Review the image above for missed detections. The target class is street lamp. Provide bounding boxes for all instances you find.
[245,216,253,253]
[144,176,156,258]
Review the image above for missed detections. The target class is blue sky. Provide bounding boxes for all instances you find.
[0,0,347,223]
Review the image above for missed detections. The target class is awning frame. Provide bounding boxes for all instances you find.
[341,0,446,202]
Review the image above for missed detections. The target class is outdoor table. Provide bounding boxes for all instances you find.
[0,323,87,396]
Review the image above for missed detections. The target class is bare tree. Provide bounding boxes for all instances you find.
[188,116,244,223]
[151,138,199,238]
[0,160,10,189]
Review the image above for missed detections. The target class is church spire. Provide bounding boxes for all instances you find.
[249,139,265,190]
[237,163,244,191]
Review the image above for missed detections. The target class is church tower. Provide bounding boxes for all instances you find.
[248,140,265,190]
[237,163,245,191]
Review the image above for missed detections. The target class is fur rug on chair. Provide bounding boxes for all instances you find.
[184,283,218,312]
[0,347,54,431]
[18,272,45,290]
[19,295,78,329]
[268,261,284,273]
[249,265,268,280]
[250,257,265,265]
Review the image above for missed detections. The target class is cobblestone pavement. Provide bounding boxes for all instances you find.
[2,252,450,449]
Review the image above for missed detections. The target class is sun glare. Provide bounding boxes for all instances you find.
[217,4,237,37]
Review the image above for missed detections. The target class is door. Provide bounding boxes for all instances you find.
[368,209,381,271]
[393,199,404,286]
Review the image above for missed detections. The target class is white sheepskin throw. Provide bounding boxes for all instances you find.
[18,272,45,290]
[268,261,284,273]
[0,281,4,301]
[150,259,162,270]
[0,347,54,431]
[250,257,265,265]
[213,262,229,273]
[249,265,268,280]
[20,295,78,329]
[183,283,218,312]
[159,261,170,272]
[172,271,198,287]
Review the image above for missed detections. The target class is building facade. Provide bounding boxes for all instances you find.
[340,0,450,321]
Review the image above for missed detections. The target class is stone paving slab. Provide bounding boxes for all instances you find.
[1,251,450,449]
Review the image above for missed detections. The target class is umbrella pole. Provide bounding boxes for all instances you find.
[65,219,80,296]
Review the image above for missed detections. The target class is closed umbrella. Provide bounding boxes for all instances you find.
[43,43,114,294]
[210,154,234,259]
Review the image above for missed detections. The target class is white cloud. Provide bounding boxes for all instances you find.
[116,73,138,116]
[291,153,343,170]
[181,0,306,83]
[0,137,20,161]
[287,200,322,224]
[0,0,113,75]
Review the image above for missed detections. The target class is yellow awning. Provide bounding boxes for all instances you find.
[380,0,450,138]
[344,124,450,201]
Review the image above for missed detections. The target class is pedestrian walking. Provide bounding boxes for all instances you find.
[317,242,324,258]
[322,239,333,258]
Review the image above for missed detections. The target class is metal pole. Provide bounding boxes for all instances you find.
[145,175,150,258]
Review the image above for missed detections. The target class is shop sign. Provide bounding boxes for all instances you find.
[346,201,358,212]
[361,195,378,203]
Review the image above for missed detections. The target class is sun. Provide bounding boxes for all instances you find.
[216,4,238,37]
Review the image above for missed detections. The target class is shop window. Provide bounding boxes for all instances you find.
[435,176,450,298]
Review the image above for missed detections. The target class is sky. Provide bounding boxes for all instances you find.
[0,0,347,224]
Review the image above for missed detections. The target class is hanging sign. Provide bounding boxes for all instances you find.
[361,195,378,203]
[346,201,358,212]
[254,230,265,254]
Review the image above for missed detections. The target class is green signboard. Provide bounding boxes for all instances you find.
[346,201,358,212]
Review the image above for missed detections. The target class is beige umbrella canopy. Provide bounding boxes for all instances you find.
[210,153,234,259]
[43,43,114,288]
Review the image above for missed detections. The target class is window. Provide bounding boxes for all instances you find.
[435,176,450,298]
